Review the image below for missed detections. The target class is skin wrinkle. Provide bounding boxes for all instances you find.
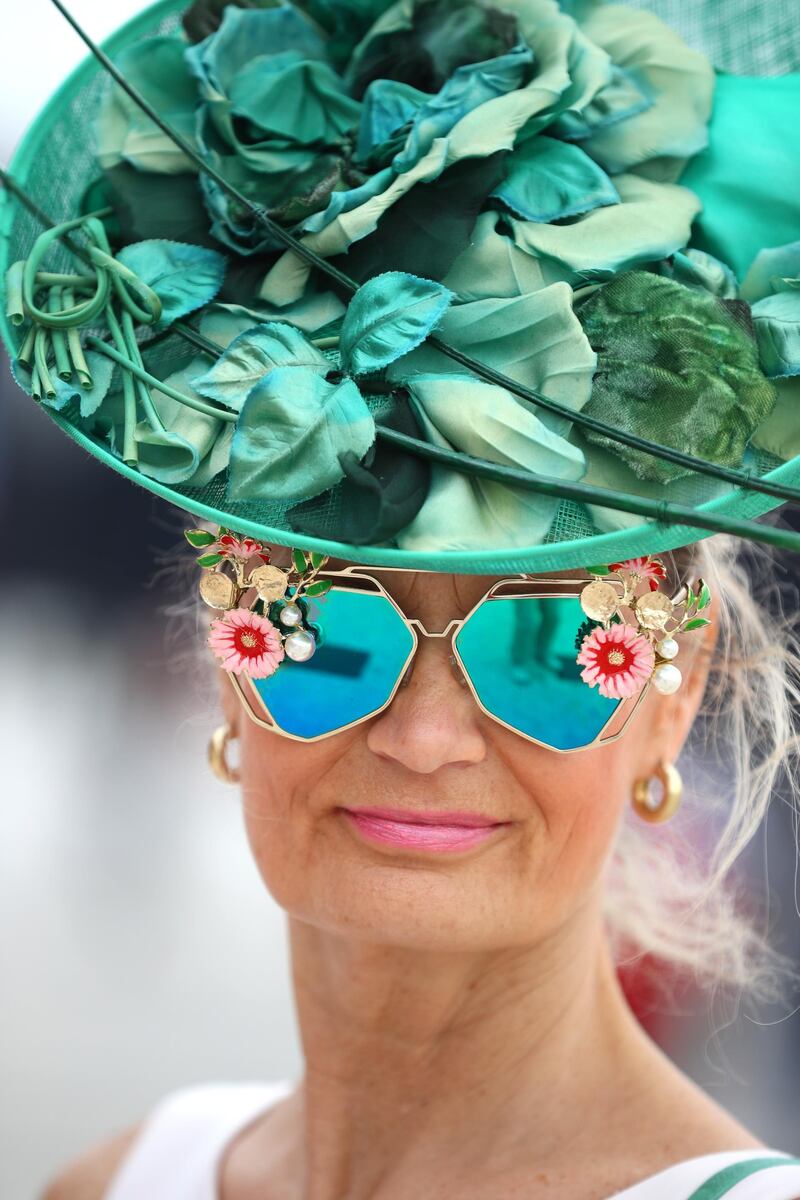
[214,551,766,1200]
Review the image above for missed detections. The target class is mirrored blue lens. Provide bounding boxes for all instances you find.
[251,588,415,739]
[454,595,622,750]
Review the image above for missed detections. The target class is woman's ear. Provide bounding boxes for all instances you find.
[651,616,719,764]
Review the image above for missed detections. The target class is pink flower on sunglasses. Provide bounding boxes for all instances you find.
[208,608,285,678]
[213,534,270,562]
[608,557,667,592]
[576,623,655,699]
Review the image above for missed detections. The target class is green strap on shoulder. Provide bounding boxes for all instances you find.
[686,1155,800,1199]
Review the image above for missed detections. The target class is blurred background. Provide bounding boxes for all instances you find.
[1,3,800,1198]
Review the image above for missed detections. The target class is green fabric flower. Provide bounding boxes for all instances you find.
[576,272,776,484]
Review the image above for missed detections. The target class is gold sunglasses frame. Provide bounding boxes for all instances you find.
[227,565,651,754]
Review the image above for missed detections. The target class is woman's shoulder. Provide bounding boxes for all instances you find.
[39,1080,293,1200]
[40,1123,143,1200]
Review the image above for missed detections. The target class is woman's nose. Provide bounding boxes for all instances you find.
[365,642,487,773]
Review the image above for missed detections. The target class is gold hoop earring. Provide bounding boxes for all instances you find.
[631,758,682,824]
[208,723,240,785]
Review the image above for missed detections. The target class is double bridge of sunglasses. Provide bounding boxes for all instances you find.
[229,568,651,752]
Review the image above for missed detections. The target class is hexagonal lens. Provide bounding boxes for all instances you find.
[454,595,621,750]
[251,587,414,739]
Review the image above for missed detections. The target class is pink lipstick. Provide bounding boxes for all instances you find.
[339,806,509,853]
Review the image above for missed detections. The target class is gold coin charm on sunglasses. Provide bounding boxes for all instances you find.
[579,580,620,622]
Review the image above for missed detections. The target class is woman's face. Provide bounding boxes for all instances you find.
[220,564,712,953]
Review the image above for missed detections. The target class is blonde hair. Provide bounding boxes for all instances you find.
[606,533,800,1015]
[157,517,800,1012]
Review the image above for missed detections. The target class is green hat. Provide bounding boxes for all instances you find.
[3,0,800,572]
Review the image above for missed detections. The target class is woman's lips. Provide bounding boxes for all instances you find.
[339,806,510,853]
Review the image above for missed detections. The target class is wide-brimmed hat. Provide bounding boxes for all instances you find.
[2,0,800,573]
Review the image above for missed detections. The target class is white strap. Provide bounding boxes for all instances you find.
[610,1150,800,1200]
[104,1080,294,1200]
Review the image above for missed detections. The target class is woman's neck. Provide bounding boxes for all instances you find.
[283,902,660,1200]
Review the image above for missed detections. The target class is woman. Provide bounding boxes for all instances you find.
[42,533,800,1200]
[3,0,800,1196]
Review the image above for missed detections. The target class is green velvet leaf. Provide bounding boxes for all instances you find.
[339,272,452,375]
[395,373,585,552]
[288,401,431,544]
[577,272,776,483]
[96,36,199,174]
[492,135,620,222]
[116,241,227,331]
[227,366,375,501]
[194,322,328,409]
[389,281,596,438]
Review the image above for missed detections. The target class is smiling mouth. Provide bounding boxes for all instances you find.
[338,807,511,854]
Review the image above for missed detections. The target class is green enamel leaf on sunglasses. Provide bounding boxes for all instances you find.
[338,272,453,376]
[697,581,712,609]
[309,551,327,569]
[194,322,329,409]
[585,564,609,575]
[227,365,376,502]
[196,552,224,567]
[293,548,309,574]
[305,579,333,597]
[185,528,217,548]
[116,240,228,331]
[683,617,711,631]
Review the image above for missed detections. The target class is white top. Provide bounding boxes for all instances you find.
[104,1081,800,1200]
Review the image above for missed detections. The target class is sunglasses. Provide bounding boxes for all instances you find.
[226,567,650,753]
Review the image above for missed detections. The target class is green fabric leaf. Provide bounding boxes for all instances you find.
[11,351,116,417]
[96,37,200,174]
[750,292,800,379]
[395,373,585,551]
[553,62,654,142]
[506,174,701,283]
[289,401,431,544]
[116,241,227,331]
[194,322,329,409]
[492,135,620,222]
[577,272,776,483]
[389,281,596,438]
[339,272,452,375]
[570,4,715,182]
[227,366,376,501]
